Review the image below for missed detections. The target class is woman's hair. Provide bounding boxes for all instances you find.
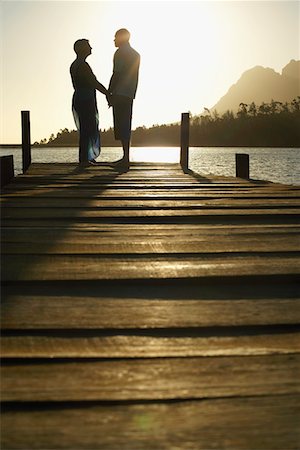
[73,39,89,55]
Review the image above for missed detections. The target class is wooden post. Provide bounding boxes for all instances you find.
[236,153,249,179]
[180,112,189,172]
[0,155,14,187]
[21,110,31,173]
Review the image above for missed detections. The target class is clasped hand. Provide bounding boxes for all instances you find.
[106,92,113,108]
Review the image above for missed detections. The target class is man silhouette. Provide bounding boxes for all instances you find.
[70,39,108,165]
[108,29,140,171]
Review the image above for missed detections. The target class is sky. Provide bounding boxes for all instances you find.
[1,0,299,144]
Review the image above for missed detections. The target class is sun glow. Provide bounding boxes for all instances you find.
[110,1,224,128]
[1,1,299,144]
[88,1,226,131]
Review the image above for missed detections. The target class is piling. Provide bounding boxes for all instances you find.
[21,111,31,173]
[180,112,189,172]
[0,155,14,187]
[236,153,249,179]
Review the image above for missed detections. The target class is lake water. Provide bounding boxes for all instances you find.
[1,146,299,185]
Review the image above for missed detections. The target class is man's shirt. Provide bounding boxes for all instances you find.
[111,43,140,99]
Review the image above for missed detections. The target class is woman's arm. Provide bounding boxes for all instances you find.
[80,62,108,95]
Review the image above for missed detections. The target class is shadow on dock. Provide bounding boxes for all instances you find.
[1,161,300,449]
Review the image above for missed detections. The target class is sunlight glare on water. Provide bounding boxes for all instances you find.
[130,147,179,163]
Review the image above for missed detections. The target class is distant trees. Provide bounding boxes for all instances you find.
[189,97,300,146]
[34,128,77,146]
[36,98,300,147]
[36,123,180,147]
[132,123,180,146]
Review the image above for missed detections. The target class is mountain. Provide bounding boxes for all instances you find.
[211,59,300,113]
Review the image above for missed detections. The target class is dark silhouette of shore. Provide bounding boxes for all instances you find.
[34,98,300,148]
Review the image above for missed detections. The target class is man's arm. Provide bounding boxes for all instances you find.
[108,71,120,94]
[108,50,123,95]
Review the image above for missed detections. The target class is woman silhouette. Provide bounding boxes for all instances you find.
[70,39,108,165]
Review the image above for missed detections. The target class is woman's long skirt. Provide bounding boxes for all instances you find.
[72,90,100,163]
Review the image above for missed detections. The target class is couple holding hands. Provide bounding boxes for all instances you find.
[70,28,140,171]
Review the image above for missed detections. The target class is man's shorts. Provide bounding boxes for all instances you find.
[112,95,133,141]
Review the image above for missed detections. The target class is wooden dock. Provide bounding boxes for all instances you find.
[1,161,300,449]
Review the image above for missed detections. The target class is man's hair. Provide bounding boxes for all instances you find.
[73,39,89,55]
[115,29,130,41]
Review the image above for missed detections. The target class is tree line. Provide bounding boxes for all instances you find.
[35,98,300,147]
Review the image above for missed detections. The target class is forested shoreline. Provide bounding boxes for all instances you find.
[34,98,300,148]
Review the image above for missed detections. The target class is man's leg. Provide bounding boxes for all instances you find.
[113,139,129,171]
[113,96,132,168]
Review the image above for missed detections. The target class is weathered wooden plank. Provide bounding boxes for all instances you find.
[2,227,299,240]
[2,188,299,198]
[23,162,181,170]
[3,166,297,180]
[2,207,300,220]
[6,175,255,184]
[2,198,300,208]
[5,169,293,181]
[2,183,295,192]
[4,184,296,194]
[2,232,300,254]
[2,190,220,199]
[2,296,299,330]
[16,181,287,189]
[3,216,299,228]
[0,168,271,180]
[3,169,290,182]
[2,224,299,238]
[5,176,298,185]
[2,254,299,281]
[2,395,299,450]
[9,173,196,180]
[5,164,297,186]
[2,354,299,402]
[2,332,299,358]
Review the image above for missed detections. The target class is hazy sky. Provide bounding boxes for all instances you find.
[1,0,299,144]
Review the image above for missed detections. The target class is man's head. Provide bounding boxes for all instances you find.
[114,29,130,48]
[74,39,92,57]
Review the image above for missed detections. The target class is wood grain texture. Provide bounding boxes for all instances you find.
[2,223,300,239]
[2,332,299,358]
[2,254,299,281]
[2,207,300,219]
[2,297,299,329]
[1,162,299,449]
[2,395,299,450]
[2,354,299,401]
[2,235,300,254]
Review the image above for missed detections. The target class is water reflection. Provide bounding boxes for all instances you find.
[1,146,299,185]
[189,147,300,186]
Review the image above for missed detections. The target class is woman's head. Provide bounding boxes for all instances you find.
[74,39,92,57]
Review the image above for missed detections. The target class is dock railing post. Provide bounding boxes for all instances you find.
[180,112,190,173]
[236,153,249,179]
[21,110,31,173]
[0,155,14,187]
